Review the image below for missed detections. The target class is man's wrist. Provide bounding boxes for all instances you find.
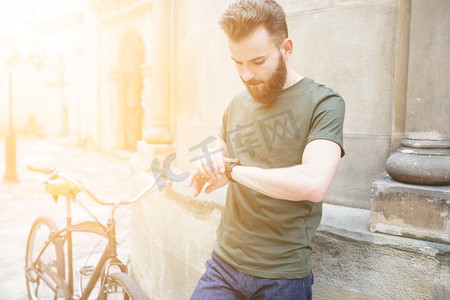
[224,158,240,183]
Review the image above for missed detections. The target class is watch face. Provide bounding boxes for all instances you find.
[224,157,240,164]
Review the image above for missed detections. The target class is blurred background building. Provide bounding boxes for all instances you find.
[0,0,448,299]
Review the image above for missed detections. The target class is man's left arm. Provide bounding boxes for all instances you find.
[228,139,342,202]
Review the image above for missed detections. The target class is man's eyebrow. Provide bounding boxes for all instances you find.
[231,55,266,63]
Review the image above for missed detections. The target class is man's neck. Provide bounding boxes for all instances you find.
[284,67,304,90]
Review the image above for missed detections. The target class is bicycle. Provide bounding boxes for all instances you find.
[25,165,159,299]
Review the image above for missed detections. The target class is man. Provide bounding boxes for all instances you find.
[189,0,345,299]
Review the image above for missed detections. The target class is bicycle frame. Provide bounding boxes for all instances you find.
[30,195,128,299]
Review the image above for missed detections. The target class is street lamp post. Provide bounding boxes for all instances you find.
[3,70,19,183]
[1,31,49,183]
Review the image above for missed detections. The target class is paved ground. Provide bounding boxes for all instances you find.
[0,137,137,299]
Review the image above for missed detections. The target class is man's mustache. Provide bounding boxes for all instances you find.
[242,78,264,86]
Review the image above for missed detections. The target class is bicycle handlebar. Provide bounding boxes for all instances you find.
[27,165,160,207]
[27,165,55,175]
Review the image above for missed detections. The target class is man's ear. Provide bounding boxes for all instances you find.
[280,38,293,58]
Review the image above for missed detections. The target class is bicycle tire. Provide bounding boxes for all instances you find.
[98,272,145,300]
[25,216,68,299]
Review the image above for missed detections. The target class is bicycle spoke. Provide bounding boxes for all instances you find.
[26,217,67,300]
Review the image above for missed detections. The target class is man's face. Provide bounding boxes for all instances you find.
[228,27,287,104]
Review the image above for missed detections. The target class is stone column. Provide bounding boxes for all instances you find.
[137,64,174,171]
[143,0,172,144]
[140,64,152,135]
[370,0,450,243]
[107,70,125,149]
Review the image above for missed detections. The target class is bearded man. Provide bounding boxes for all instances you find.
[189,0,345,299]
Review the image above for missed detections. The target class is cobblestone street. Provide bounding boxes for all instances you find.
[0,137,138,299]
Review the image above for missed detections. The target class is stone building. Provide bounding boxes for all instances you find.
[3,0,448,299]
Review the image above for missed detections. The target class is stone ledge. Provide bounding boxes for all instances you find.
[370,176,450,244]
[315,204,450,299]
[320,203,450,257]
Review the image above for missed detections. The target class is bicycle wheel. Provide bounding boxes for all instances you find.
[26,216,68,299]
[99,272,145,300]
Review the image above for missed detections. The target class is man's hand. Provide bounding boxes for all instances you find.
[188,170,210,197]
[205,175,228,194]
[188,169,229,197]
[194,149,226,181]
[188,138,229,197]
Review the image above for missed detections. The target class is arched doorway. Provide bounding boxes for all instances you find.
[118,31,144,151]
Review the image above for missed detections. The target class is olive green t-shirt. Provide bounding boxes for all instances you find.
[213,77,345,279]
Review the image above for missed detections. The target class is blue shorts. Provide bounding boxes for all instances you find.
[191,252,314,300]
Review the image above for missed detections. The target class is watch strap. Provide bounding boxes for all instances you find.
[224,158,240,183]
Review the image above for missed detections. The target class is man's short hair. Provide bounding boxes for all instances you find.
[219,0,288,45]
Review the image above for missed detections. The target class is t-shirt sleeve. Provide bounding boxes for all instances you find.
[306,95,345,157]
[218,102,231,142]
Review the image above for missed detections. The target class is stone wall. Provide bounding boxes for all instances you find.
[97,1,152,150]
[312,227,450,299]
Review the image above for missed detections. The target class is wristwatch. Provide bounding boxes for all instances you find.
[224,158,240,183]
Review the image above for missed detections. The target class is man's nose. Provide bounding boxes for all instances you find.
[241,66,254,82]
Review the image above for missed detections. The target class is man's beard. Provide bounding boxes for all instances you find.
[242,54,287,105]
